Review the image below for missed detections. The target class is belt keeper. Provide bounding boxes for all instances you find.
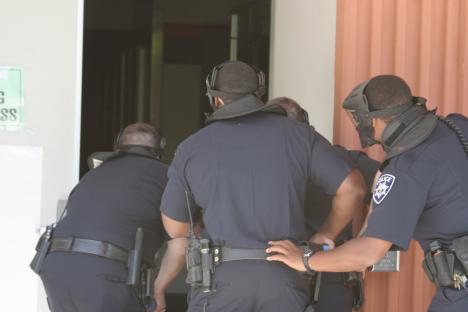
[63,237,74,250]
[104,243,112,258]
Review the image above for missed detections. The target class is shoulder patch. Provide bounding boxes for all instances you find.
[373,174,396,205]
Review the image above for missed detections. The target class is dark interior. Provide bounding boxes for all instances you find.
[80,0,271,310]
[80,0,271,175]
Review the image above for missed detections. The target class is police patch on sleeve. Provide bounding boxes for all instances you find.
[373,174,396,205]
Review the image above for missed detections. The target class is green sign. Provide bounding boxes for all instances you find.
[0,67,23,127]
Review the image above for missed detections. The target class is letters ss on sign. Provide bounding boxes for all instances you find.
[0,67,23,127]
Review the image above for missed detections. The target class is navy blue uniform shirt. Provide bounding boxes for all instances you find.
[55,153,168,264]
[305,147,379,238]
[363,114,468,252]
[161,113,352,249]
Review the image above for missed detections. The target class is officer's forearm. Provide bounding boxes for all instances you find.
[153,238,188,295]
[309,237,391,272]
[319,169,366,240]
[352,203,369,237]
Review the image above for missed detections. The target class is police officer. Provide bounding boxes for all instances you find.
[269,96,379,312]
[266,75,468,312]
[37,123,167,312]
[159,61,366,312]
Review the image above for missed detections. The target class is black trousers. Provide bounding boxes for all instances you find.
[187,260,310,312]
[315,272,353,312]
[428,287,468,312]
[40,253,145,312]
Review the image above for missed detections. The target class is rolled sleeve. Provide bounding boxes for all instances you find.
[309,131,352,195]
[160,148,191,223]
[362,170,427,250]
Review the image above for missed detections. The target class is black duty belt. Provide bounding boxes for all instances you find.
[212,246,268,265]
[49,237,129,266]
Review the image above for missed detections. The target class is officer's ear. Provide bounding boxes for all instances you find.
[372,118,387,141]
[214,97,224,110]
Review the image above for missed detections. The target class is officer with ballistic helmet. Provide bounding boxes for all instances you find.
[267,75,468,312]
[269,96,379,312]
[159,61,366,311]
[31,123,168,312]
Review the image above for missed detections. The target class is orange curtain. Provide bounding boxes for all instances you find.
[334,0,468,311]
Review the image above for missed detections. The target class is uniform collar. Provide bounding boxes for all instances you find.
[205,94,286,124]
[384,112,438,160]
[87,145,160,169]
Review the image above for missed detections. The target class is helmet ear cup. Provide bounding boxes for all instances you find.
[113,129,123,151]
[301,109,309,125]
[206,63,223,110]
[155,137,166,157]
[248,63,266,98]
[159,137,166,150]
[206,79,216,110]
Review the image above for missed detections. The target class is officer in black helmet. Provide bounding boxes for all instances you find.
[34,123,168,312]
[159,61,366,312]
[269,96,379,312]
[267,75,468,312]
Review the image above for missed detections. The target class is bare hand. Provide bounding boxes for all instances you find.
[266,240,307,272]
[309,232,335,248]
[153,292,166,312]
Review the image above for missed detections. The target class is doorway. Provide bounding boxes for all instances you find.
[80,0,271,310]
[80,0,272,175]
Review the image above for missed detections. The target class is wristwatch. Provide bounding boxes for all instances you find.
[301,242,324,273]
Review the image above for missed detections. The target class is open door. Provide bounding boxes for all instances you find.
[81,0,271,310]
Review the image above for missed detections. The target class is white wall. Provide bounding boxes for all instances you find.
[0,1,83,311]
[269,0,337,141]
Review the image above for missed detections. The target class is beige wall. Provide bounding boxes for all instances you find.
[269,0,337,140]
[0,1,84,311]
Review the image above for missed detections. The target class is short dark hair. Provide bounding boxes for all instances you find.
[267,97,305,123]
[365,75,412,112]
[118,123,161,148]
[214,61,259,103]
